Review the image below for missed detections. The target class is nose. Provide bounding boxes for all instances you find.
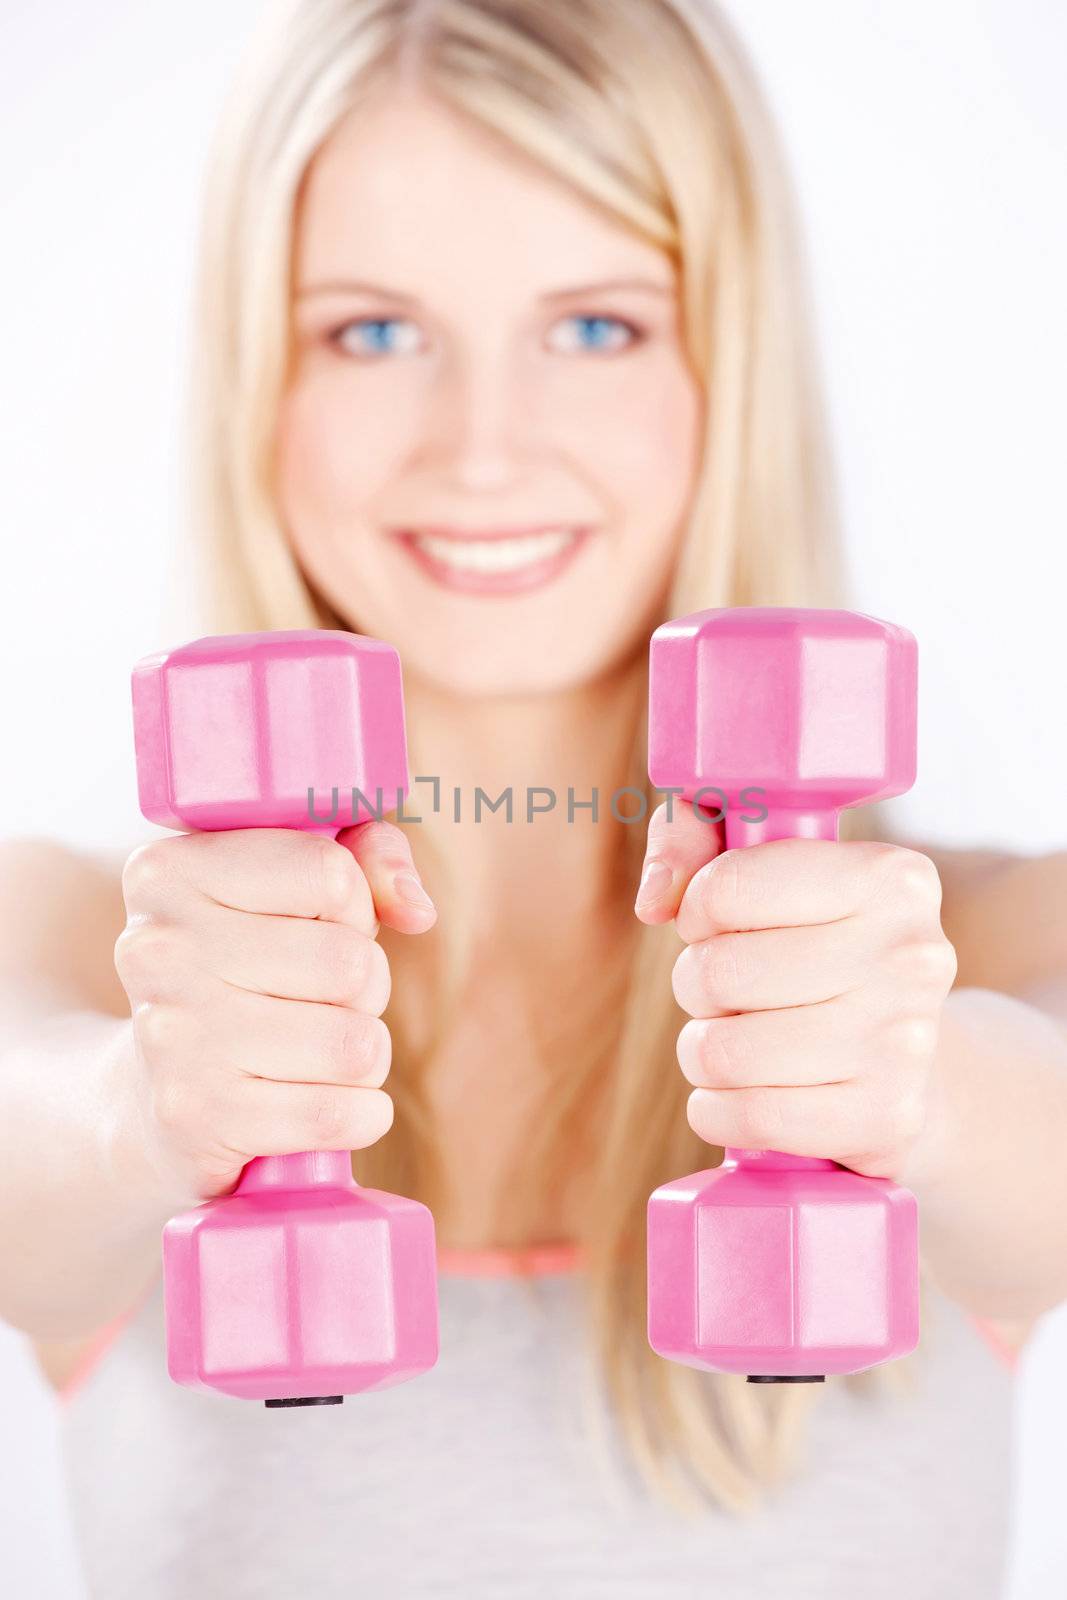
[424,346,534,494]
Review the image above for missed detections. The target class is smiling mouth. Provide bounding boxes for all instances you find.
[389,524,594,593]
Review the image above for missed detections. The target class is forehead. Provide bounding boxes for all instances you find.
[292,87,674,302]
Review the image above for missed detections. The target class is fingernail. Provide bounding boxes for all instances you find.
[635,857,672,911]
[393,869,435,911]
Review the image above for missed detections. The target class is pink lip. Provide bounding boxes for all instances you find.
[391,526,593,596]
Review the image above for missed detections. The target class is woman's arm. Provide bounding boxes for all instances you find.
[900,843,1067,1339]
[0,839,185,1341]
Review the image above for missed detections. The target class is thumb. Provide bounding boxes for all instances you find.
[337,819,437,934]
[634,797,725,924]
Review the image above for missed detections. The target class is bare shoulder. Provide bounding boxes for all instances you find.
[902,835,1067,921]
[0,835,131,1018]
[901,838,1017,901]
[904,837,1067,1001]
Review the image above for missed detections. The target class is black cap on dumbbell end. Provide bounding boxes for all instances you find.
[264,1395,344,1407]
[746,1375,825,1384]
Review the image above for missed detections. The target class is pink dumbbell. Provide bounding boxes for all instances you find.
[646,607,920,1381]
[131,629,439,1405]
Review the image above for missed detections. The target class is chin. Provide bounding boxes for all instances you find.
[404,654,588,698]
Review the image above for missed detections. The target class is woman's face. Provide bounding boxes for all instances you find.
[277,89,704,696]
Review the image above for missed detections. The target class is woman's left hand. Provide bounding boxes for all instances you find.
[634,799,958,1179]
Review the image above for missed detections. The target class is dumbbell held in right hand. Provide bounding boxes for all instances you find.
[130,629,439,1406]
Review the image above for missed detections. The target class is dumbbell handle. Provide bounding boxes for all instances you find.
[719,801,841,1175]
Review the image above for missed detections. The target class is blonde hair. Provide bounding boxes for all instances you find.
[183,0,909,1514]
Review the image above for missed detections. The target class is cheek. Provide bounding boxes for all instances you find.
[276,370,412,531]
[555,352,703,526]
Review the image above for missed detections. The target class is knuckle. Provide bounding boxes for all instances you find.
[308,1086,349,1146]
[360,941,392,1013]
[113,925,147,986]
[671,947,696,1011]
[888,1012,939,1062]
[375,1091,396,1136]
[113,922,182,992]
[867,841,904,882]
[322,1010,353,1077]
[904,937,958,992]
[121,842,173,907]
[672,944,720,1015]
[329,929,368,999]
[134,1001,185,1060]
[341,1014,376,1080]
[354,1088,395,1146]
[354,1018,392,1086]
[348,820,410,878]
[328,1010,374,1081]
[703,1017,753,1088]
[677,1019,709,1085]
[359,819,406,858]
[860,840,897,877]
[311,840,360,913]
[701,850,743,928]
[876,846,943,909]
[701,934,745,1004]
[902,855,943,910]
[732,1087,782,1150]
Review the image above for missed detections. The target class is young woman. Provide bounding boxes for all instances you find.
[2,2,1065,1595]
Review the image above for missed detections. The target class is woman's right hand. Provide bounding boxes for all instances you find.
[113,822,436,1202]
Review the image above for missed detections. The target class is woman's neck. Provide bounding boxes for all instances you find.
[379,660,645,1251]
[400,658,646,937]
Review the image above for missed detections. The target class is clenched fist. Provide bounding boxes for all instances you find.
[114,820,435,1202]
[634,800,957,1179]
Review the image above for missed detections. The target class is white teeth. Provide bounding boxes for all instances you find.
[411,528,579,574]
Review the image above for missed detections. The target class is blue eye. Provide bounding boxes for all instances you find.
[332,317,422,357]
[547,314,640,354]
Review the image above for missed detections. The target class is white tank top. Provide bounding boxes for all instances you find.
[58,1248,1014,1599]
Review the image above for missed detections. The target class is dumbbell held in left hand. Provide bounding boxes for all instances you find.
[645,606,920,1382]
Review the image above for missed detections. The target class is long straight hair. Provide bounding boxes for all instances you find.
[183,0,908,1513]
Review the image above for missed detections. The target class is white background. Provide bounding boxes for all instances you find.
[1,0,1065,1595]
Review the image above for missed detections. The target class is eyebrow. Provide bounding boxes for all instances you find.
[295,276,676,303]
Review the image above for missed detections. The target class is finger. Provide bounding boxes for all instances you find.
[225,1078,395,1157]
[187,985,391,1088]
[194,903,391,1011]
[634,798,725,924]
[677,998,865,1090]
[126,829,378,932]
[671,918,874,1017]
[686,1080,882,1162]
[675,839,887,946]
[338,819,437,934]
